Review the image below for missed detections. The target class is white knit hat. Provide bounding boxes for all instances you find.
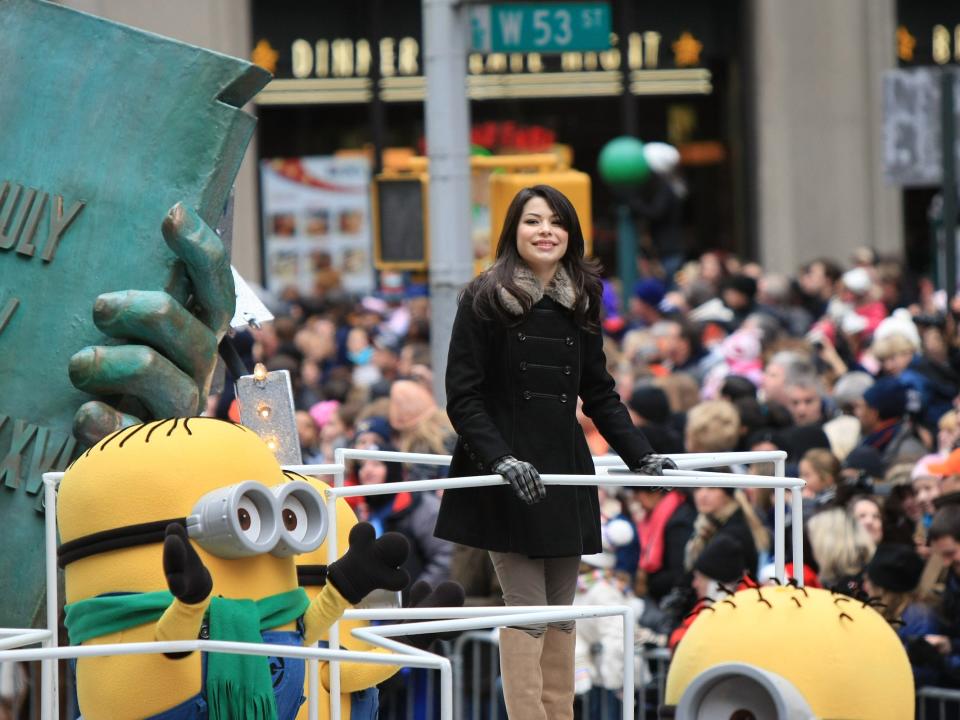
[842,267,872,296]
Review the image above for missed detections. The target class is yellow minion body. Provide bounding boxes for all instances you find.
[665,584,915,719]
[58,419,351,720]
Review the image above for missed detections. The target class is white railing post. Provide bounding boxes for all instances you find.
[773,458,786,585]
[43,473,63,720]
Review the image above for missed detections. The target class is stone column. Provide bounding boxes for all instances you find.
[751,0,903,273]
[60,0,262,282]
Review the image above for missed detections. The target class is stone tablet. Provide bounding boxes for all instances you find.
[0,0,270,627]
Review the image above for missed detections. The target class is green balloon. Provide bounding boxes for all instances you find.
[598,136,650,186]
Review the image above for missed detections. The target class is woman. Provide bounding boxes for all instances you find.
[798,448,841,514]
[850,494,884,546]
[355,443,454,595]
[435,185,671,719]
[388,379,457,481]
[683,485,769,579]
[634,487,695,602]
[806,506,875,592]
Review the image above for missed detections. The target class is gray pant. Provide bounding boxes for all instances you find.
[489,551,581,636]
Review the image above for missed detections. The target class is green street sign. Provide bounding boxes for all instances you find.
[470,3,611,54]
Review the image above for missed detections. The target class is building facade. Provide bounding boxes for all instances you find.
[59,0,960,284]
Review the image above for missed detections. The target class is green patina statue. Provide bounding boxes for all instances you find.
[0,0,270,627]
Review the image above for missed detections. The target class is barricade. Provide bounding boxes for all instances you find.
[919,686,960,720]
[0,449,801,720]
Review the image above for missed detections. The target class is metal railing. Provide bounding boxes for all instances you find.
[0,448,801,720]
[918,686,960,720]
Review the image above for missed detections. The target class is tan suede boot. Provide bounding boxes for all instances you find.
[540,626,576,720]
[498,627,547,719]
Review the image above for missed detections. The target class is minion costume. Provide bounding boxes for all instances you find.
[57,418,410,720]
[664,584,915,719]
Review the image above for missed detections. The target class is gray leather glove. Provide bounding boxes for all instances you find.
[632,453,678,476]
[493,455,546,505]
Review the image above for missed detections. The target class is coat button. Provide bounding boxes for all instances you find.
[565,336,574,346]
[517,332,526,341]
[563,365,572,375]
[520,361,527,372]
[470,452,477,460]
[523,390,532,400]
[478,463,484,470]
[559,393,568,403]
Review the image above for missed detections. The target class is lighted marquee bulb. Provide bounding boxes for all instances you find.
[253,363,268,383]
[257,402,272,420]
[263,434,280,453]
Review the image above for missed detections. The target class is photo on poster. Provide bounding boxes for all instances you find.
[339,208,364,236]
[270,212,297,238]
[269,249,300,288]
[305,208,331,237]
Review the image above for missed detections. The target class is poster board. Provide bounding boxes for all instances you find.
[260,156,373,295]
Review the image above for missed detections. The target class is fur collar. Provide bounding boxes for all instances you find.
[499,263,578,315]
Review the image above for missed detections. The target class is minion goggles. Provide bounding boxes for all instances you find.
[58,480,328,567]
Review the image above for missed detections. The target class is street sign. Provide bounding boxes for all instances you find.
[470,3,611,54]
[883,67,960,187]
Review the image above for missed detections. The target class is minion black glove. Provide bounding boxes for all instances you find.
[494,455,546,504]
[163,523,212,605]
[327,522,410,604]
[396,580,466,650]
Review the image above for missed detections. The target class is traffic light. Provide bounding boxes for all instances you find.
[486,169,592,268]
[371,173,429,271]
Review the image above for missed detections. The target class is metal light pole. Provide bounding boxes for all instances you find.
[423,0,473,405]
[598,136,650,312]
[943,68,957,300]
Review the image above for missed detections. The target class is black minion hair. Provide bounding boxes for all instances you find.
[79,417,249,460]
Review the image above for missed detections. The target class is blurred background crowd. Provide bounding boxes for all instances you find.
[208,245,960,709]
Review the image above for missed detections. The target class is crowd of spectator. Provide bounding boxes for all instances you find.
[211,246,960,708]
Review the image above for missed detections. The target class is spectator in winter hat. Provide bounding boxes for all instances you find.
[865,543,925,596]
[874,319,959,432]
[861,544,941,686]
[669,534,753,652]
[630,278,666,329]
[628,385,683,454]
[840,267,887,337]
[720,274,758,328]
[928,449,960,510]
[693,533,749,589]
[854,377,926,470]
[352,415,392,447]
[841,446,885,496]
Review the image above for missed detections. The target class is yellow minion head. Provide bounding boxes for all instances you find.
[665,584,914,719]
[58,418,328,604]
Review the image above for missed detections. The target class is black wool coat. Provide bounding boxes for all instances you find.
[435,292,653,558]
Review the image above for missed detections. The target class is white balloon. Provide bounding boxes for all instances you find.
[643,142,680,174]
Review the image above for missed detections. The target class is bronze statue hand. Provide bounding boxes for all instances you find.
[68,203,235,446]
